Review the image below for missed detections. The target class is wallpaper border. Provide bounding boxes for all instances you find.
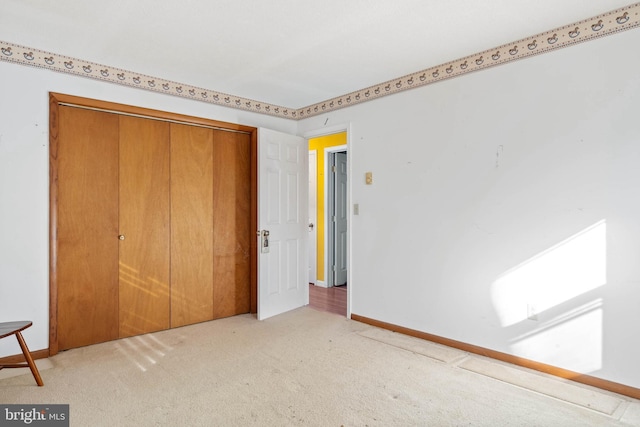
[297,3,640,119]
[1,3,639,120]
[0,42,291,119]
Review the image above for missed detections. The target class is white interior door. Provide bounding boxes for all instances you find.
[308,150,317,285]
[258,128,309,320]
[334,152,348,286]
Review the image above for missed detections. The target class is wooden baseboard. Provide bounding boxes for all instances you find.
[0,349,49,365]
[351,313,640,400]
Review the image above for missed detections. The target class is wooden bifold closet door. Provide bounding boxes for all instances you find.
[170,124,215,328]
[53,99,253,352]
[56,106,120,351]
[118,116,171,338]
[212,130,251,318]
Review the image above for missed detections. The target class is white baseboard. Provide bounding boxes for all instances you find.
[315,280,328,288]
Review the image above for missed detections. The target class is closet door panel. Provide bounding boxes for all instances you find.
[56,106,119,350]
[170,124,215,327]
[119,116,171,337]
[213,130,251,318]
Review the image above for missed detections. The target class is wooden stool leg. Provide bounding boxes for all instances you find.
[15,331,43,386]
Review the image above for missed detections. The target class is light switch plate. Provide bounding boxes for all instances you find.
[365,172,373,185]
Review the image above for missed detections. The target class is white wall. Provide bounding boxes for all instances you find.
[2,26,640,392]
[0,61,296,357]
[299,29,640,389]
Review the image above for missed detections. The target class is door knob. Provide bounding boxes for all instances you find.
[118,235,125,240]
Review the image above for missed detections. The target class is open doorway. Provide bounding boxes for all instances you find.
[308,132,348,316]
[307,133,348,289]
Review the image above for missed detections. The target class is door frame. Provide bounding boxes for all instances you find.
[49,92,259,355]
[303,124,352,318]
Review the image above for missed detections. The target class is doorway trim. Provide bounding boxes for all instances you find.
[303,123,352,318]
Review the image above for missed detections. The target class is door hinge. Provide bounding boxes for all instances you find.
[332,215,336,222]
[332,165,336,173]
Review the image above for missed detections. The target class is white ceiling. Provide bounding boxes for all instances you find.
[0,1,635,109]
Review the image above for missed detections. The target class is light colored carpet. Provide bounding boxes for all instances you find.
[1,307,639,426]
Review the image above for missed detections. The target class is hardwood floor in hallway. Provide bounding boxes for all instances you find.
[308,284,347,316]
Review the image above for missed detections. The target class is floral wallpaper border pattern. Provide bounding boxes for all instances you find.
[1,3,639,120]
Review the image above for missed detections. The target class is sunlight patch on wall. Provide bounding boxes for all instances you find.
[491,220,606,327]
[510,299,603,373]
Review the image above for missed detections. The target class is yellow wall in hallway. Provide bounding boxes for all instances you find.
[308,132,347,282]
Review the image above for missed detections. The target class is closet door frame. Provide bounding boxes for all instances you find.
[49,92,258,356]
